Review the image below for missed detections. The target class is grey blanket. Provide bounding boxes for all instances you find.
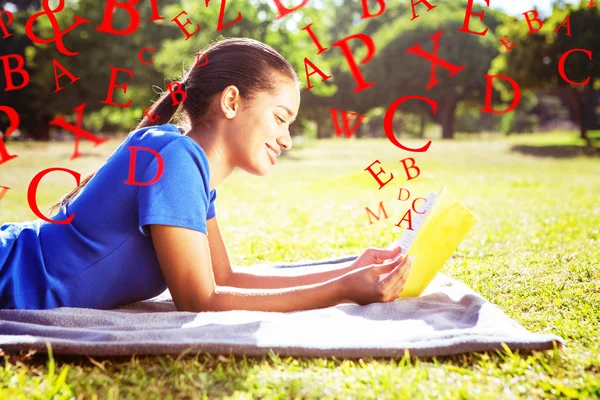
[0,255,564,358]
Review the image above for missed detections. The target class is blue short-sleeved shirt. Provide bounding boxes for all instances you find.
[0,123,217,310]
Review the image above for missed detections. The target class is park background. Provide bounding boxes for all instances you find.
[1,0,599,399]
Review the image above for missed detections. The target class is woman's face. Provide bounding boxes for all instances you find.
[227,78,300,176]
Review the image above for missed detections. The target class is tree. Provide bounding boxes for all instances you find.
[491,1,600,145]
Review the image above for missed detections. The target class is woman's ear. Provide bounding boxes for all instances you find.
[220,85,240,119]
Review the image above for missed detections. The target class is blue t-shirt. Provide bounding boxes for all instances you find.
[0,123,217,310]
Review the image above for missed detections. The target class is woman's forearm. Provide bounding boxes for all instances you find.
[199,278,346,312]
[225,264,354,289]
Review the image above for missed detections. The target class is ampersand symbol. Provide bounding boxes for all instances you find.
[24,0,91,57]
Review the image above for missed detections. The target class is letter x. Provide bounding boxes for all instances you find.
[405,30,466,90]
[49,102,109,160]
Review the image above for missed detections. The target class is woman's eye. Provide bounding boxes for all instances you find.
[275,115,285,125]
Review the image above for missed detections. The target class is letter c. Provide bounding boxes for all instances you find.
[559,48,591,86]
[384,96,434,153]
[138,47,155,65]
[28,167,80,224]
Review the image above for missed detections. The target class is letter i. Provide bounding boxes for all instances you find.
[302,23,328,55]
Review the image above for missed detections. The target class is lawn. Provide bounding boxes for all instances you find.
[0,130,599,399]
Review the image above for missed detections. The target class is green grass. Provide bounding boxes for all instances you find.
[1,130,599,399]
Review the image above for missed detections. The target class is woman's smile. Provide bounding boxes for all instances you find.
[265,143,278,165]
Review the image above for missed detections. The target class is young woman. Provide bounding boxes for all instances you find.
[0,37,413,312]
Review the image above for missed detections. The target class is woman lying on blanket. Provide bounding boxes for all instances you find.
[0,37,413,311]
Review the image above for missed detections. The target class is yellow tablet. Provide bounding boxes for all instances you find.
[393,187,478,298]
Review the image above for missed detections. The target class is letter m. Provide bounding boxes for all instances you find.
[329,108,367,138]
[365,200,389,225]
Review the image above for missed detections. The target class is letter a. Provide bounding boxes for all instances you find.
[0,186,10,202]
[395,208,414,231]
[0,105,19,165]
[53,59,80,92]
[303,57,332,90]
[554,15,572,37]
[410,0,437,21]
[124,146,165,186]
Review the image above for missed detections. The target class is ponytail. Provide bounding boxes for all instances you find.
[47,85,185,216]
[47,37,298,218]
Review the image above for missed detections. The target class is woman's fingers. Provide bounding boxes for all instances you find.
[388,256,413,297]
[381,254,413,287]
[367,246,402,263]
[375,253,405,278]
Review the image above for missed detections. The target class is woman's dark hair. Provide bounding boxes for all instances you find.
[48,37,298,215]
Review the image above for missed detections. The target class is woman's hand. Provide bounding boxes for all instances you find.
[348,245,403,272]
[340,252,414,305]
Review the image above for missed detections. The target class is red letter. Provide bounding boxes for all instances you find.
[480,74,521,114]
[96,0,141,35]
[303,57,332,90]
[410,0,436,21]
[459,0,488,36]
[499,35,515,51]
[124,146,165,186]
[102,66,133,108]
[148,0,164,21]
[329,109,367,138]
[366,201,389,225]
[196,52,208,66]
[216,0,242,31]
[395,209,414,230]
[397,187,410,201]
[1,54,30,91]
[166,82,186,106]
[412,197,426,214]
[49,103,109,160]
[138,48,154,65]
[53,59,79,92]
[172,10,200,39]
[0,186,9,202]
[400,157,420,181]
[559,49,592,86]
[405,30,465,90]
[384,96,433,152]
[273,0,310,20]
[143,106,159,122]
[28,168,80,224]
[0,10,13,39]
[361,0,386,19]
[523,10,543,34]
[332,33,376,93]
[302,23,328,55]
[554,15,572,37]
[0,105,19,165]
[364,159,394,189]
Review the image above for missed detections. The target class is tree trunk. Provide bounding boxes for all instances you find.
[31,115,52,141]
[418,114,426,139]
[571,87,591,146]
[437,93,458,140]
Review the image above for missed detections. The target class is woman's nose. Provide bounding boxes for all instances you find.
[278,134,292,151]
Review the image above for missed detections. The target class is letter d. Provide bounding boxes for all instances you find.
[124,146,165,186]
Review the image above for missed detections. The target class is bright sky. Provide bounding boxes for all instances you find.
[478,0,580,17]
